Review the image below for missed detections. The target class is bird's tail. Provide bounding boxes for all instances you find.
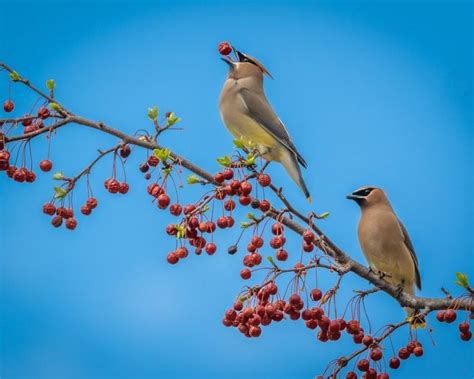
[280,149,311,202]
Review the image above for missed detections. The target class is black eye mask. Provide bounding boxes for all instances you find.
[353,187,375,197]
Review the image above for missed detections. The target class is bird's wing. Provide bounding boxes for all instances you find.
[398,220,422,290]
[239,88,307,168]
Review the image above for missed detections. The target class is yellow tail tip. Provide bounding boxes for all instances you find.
[307,196,313,204]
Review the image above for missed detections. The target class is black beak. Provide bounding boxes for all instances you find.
[346,194,358,200]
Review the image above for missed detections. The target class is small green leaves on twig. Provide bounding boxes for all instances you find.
[216,155,232,167]
[455,272,470,290]
[52,172,64,180]
[187,175,200,185]
[245,152,256,166]
[53,186,67,199]
[233,138,246,149]
[46,79,55,91]
[319,212,330,219]
[267,256,278,269]
[50,102,62,112]
[165,112,181,127]
[175,225,186,239]
[154,147,171,162]
[9,71,20,81]
[147,106,158,121]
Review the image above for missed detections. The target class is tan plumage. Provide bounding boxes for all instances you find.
[219,49,311,200]
[347,187,421,318]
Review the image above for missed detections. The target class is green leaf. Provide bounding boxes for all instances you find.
[216,155,232,167]
[154,148,170,162]
[319,212,330,219]
[52,172,64,180]
[455,272,470,289]
[175,225,186,239]
[162,167,172,175]
[53,186,67,199]
[50,102,62,111]
[165,112,181,127]
[266,256,277,267]
[9,71,20,81]
[187,175,200,185]
[246,212,255,220]
[46,79,55,90]
[240,221,250,229]
[233,138,246,149]
[147,106,159,121]
[245,152,256,166]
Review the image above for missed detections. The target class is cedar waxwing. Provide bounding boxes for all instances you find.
[219,48,311,201]
[347,186,422,318]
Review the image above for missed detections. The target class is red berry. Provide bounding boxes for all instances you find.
[65,218,77,230]
[21,115,32,127]
[42,203,56,215]
[389,357,400,369]
[119,144,131,158]
[167,252,179,264]
[224,199,236,211]
[459,322,470,333]
[413,346,423,357]
[214,172,225,183]
[3,99,14,112]
[176,247,189,258]
[157,193,170,209]
[51,216,63,227]
[147,155,159,167]
[37,106,50,119]
[270,236,284,249]
[218,41,233,56]
[205,243,217,255]
[139,163,149,173]
[310,288,322,301]
[39,159,53,172]
[13,168,26,182]
[362,335,373,347]
[371,348,382,361]
[276,249,288,261]
[119,182,129,194]
[436,310,445,322]
[346,372,357,379]
[328,320,340,332]
[461,331,472,341]
[239,195,251,206]
[251,235,264,248]
[217,216,228,228]
[398,347,410,360]
[222,168,233,180]
[378,373,389,379]
[86,197,98,209]
[259,199,271,212]
[303,230,315,243]
[25,170,36,183]
[240,181,252,195]
[169,203,182,216]
[357,359,369,372]
[289,293,301,307]
[257,173,271,187]
[302,241,314,252]
[271,222,284,235]
[444,309,457,323]
[81,205,92,215]
[240,268,251,280]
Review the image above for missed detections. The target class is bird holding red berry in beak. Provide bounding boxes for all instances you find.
[218,42,311,201]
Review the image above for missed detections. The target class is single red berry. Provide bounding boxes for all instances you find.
[251,235,264,248]
[157,193,170,209]
[398,347,410,360]
[362,335,373,347]
[240,181,252,195]
[303,230,315,243]
[144,173,151,180]
[302,242,314,252]
[413,346,423,357]
[328,320,340,332]
[87,197,98,209]
[259,199,271,212]
[353,332,364,344]
[218,41,233,56]
[3,99,14,112]
[25,170,36,183]
[43,203,56,215]
[214,172,225,183]
[13,168,26,182]
[169,203,182,216]
[276,249,288,261]
[371,348,383,361]
[39,159,53,172]
[310,288,322,301]
[378,373,389,379]
[65,218,78,230]
[81,205,92,215]
[289,293,302,307]
[21,115,32,127]
[37,106,50,119]
[357,359,369,372]
[270,236,284,249]
[167,252,179,264]
[366,369,377,379]
[459,321,470,333]
[346,371,357,379]
[240,268,251,280]
[239,195,251,206]
[222,168,233,180]
[436,310,445,322]
[389,357,400,369]
[139,163,149,173]
[257,173,271,187]
[444,309,457,323]
[119,182,129,194]
[224,199,236,211]
[217,216,228,229]
[461,331,472,341]
[233,300,243,311]
[147,155,159,167]
[51,216,63,227]
[119,144,131,158]
[176,247,189,259]
[205,243,217,255]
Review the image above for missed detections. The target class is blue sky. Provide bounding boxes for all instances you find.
[1,1,473,378]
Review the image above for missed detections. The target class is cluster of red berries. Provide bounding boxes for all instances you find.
[3,164,37,183]
[42,203,78,230]
[80,197,98,216]
[0,149,11,171]
[165,204,220,263]
[17,106,51,133]
[147,183,173,210]
[138,155,160,180]
[104,178,129,194]
[436,309,471,341]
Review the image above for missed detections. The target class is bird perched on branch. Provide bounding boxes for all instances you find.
[347,186,422,322]
[219,45,311,201]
